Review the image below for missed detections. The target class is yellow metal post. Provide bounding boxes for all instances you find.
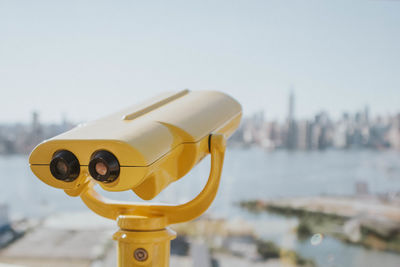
[113,215,176,267]
[78,134,226,267]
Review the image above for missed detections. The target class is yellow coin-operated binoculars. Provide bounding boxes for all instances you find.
[29,90,242,267]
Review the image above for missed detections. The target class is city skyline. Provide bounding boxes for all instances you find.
[230,91,400,151]
[1,92,399,154]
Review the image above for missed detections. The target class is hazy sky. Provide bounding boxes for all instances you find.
[0,0,399,123]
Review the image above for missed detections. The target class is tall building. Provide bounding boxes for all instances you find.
[288,89,294,123]
[297,120,311,150]
[364,106,370,124]
[285,90,297,149]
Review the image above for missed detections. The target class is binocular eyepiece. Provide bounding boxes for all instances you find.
[88,151,120,183]
[50,150,120,183]
[50,150,80,182]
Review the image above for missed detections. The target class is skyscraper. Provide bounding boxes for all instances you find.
[286,89,297,149]
[288,89,294,123]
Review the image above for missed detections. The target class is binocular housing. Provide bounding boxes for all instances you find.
[29,90,242,200]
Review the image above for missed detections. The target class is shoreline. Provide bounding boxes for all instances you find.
[240,195,400,253]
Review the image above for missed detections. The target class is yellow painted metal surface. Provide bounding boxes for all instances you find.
[28,90,242,267]
[114,227,176,267]
[81,133,226,267]
[29,90,241,200]
[79,134,226,225]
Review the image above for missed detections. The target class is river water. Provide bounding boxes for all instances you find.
[1,148,400,266]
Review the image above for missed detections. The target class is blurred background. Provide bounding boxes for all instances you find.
[0,0,400,266]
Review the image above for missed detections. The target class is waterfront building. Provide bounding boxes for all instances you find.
[285,90,298,149]
[296,120,311,150]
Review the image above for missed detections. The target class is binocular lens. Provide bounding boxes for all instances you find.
[50,150,80,182]
[95,162,108,176]
[89,150,120,183]
[56,161,68,176]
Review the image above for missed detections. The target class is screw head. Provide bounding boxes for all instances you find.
[134,248,148,262]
